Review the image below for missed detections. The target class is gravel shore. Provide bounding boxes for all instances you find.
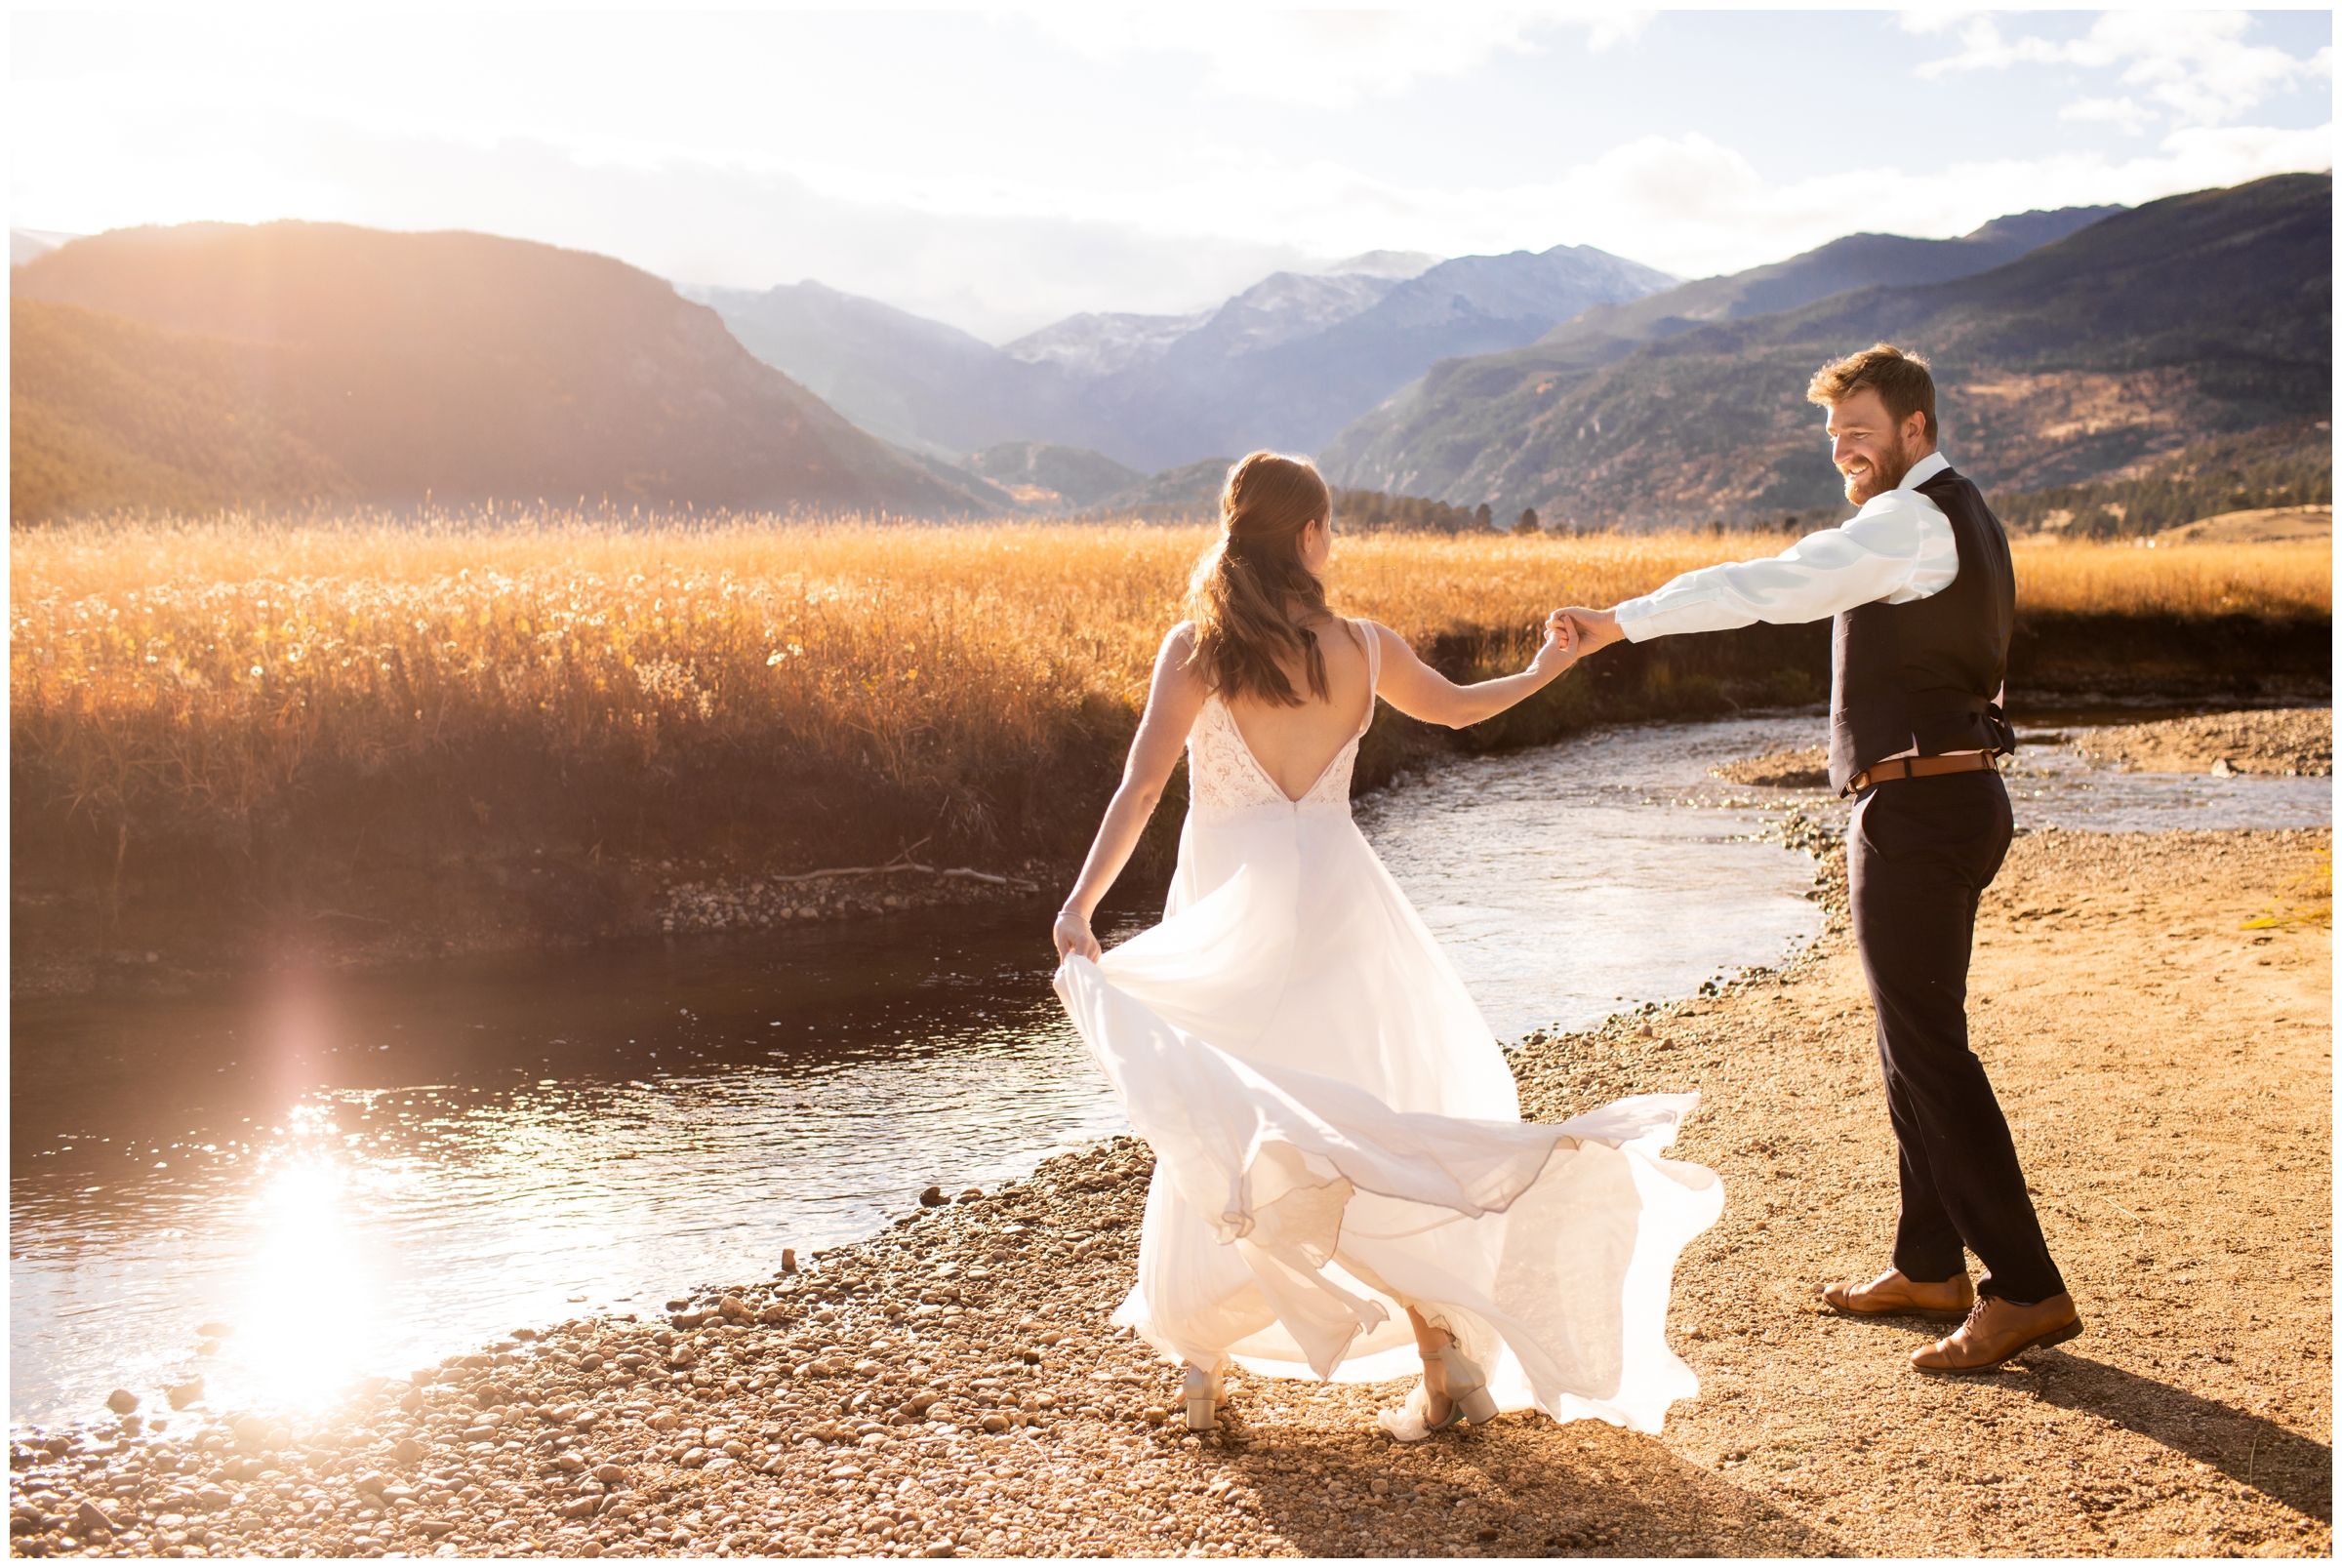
[13,829,2329,1559]
[2074,707,2331,778]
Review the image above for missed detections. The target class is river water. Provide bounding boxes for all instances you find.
[10,711,2329,1428]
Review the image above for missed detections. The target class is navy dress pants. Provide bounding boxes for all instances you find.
[1847,769,2066,1304]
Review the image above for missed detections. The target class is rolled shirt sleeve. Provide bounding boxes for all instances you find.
[1614,483,1959,643]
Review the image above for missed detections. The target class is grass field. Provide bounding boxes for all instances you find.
[12,512,2332,960]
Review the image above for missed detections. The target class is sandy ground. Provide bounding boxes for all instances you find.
[11,829,2330,1560]
[2074,709,2331,778]
[1713,747,1830,789]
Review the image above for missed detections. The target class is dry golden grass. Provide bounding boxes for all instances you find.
[2010,538,2330,618]
[12,512,2330,864]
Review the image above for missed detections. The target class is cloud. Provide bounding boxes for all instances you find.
[909,120,2332,285]
[2060,96,2156,136]
[1911,11,2331,128]
[1030,10,1643,109]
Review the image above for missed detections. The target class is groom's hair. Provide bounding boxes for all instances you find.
[1807,343,1938,445]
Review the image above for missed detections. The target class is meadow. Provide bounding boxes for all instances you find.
[12,511,2332,965]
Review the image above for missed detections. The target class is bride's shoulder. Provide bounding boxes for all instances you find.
[1151,622,1209,689]
[1158,620,1203,664]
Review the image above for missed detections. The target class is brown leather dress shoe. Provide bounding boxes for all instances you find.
[1911,1293,2082,1372]
[1819,1268,1976,1322]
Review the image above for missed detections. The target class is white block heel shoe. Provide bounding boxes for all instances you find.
[1182,1363,1226,1431]
[1426,1342,1498,1430]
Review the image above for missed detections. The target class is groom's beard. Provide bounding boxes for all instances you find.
[1838,436,1916,504]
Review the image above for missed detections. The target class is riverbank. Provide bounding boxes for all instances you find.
[2076,707,2331,778]
[13,516,2328,997]
[14,824,2327,1558]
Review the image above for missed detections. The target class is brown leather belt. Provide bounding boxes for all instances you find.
[1849,751,1997,792]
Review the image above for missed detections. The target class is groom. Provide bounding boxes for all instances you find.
[1556,342,2081,1372]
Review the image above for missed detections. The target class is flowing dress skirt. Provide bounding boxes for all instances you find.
[1053,793,1724,1433]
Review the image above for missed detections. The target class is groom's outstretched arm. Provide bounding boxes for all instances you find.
[1553,487,1956,650]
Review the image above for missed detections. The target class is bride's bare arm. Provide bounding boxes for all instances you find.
[1054,623,1210,961]
[1369,619,1579,730]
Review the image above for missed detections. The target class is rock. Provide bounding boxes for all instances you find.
[103,1389,139,1415]
[194,1323,233,1341]
[230,1415,269,1446]
[415,1518,457,1536]
[389,1437,425,1465]
[718,1296,749,1316]
[592,1465,626,1484]
[956,1187,985,1204]
[781,1249,798,1273]
[165,1378,206,1411]
[919,1186,948,1207]
[73,1502,116,1535]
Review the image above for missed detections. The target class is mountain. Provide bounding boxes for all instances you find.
[12,221,1001,521]
[962,441,1145,507]
[1095,456,1236,517]
[11,228,73,266]
[677,278,1110,459]
[1320,179,2327,527]
[693,243,1675,471]
[12,297,357,520]
[1513,206,2124,377]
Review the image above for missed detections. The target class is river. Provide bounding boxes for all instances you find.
[10,709,2329,1429]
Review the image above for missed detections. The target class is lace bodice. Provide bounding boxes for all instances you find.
[1187,619,1380,819]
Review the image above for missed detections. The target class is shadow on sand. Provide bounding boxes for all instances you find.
[2033,1351,2332,1523]
[1213,1408,1850,1559]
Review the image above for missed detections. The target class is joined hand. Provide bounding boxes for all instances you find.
[1548,606,1627,657]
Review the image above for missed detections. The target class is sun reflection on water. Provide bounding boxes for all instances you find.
[235,1120,381,1415]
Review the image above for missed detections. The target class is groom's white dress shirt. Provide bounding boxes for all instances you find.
[1613,450,1958,642]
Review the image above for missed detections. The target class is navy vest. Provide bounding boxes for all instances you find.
[1827,465,2019,794]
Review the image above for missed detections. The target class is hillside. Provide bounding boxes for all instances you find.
[695,244,1675,472]
[12,222,999,520]
[1506,206,2120,380]
[1991,419,2332,539]
[1320,177,2329,527]
[962,441,1144,507]
[11,299,355,520]
[681,280,1111,460]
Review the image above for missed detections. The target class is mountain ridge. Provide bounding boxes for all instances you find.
[696,242,1676,471]
[1319,180,2325,527]
[13,221,999,520]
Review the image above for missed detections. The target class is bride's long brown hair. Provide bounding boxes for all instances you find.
[1186,451,1335,706]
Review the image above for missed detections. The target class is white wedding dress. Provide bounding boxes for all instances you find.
[1053,620,1724,1435]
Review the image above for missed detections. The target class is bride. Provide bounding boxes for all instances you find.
[1051,452,1722,1440]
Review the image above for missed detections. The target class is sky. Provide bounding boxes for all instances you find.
[11,8,2333,342]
